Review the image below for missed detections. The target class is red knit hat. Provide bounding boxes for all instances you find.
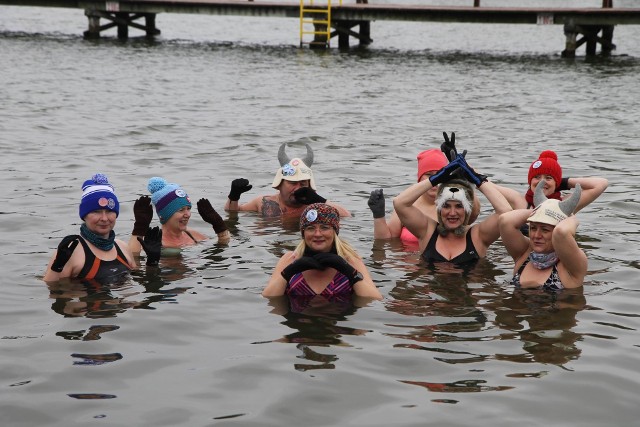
[417,149,448,181]
[528,150,562,185]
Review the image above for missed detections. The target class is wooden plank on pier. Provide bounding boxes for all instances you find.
[3,1,640,26]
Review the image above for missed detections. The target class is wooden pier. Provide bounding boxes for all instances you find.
[2,1,640,56]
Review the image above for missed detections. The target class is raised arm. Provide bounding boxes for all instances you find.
[393,160,462,240]
[224,178,254,212]
[474,181,514,249]
[368,189,402,239]
[553,215,587,288]
[497,184,528,210]
[498,209,533,262]
[393,179,434,241]
[565,177,608,213]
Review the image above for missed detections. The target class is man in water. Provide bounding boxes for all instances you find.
[224,143,350,218]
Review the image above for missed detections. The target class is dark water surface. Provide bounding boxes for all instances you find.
[1,4,640,426]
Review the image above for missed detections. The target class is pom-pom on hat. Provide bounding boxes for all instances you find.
[528,150,562,185]
[148,177,192,224]
[300,203,340,235]
[79,173,119,220]
[272,158,316,190]
[417,149,448,182]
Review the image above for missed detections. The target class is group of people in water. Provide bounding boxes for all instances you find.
[43,133,608,301]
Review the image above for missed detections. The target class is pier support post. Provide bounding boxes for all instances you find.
[601,25,615,56]
[116,12,128,39]
[332,20,373,49]
[562,22,577,58]
[83,10,160,39]
[562,22,616,58]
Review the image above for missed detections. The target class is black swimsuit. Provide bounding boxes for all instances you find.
[421,228,480,266]
[77,238,132,281]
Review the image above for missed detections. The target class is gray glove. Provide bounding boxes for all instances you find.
[368,189,386,219]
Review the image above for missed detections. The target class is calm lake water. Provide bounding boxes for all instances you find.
[1,2,640,426]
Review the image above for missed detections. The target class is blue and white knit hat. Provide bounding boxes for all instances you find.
[148,177,192,224]
[79,173,119,219]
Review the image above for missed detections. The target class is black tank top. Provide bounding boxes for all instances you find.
[421,228,480,266]
[77,238,132,281]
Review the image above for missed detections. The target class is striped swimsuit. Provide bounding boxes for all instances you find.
[285,272,353,297]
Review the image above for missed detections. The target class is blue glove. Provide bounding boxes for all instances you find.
[454,154,488,187]
[429,159,461,186]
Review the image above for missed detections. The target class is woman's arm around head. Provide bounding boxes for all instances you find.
[498,209,533,262]
[566,177,608,213]
[474,181,514,250]
[393,180,435,242]
[553,215,587,288]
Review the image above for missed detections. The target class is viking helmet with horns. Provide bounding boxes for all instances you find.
[272,142,316,190]
[527,181,582,226]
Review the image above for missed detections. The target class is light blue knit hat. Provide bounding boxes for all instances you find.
[148,177,191,224]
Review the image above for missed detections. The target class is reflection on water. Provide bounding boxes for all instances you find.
[262,295,370,371]
[47,254,195,319]
[492,287,587,366]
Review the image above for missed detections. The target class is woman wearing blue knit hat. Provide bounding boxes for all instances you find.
[128,177,230,259]
[43,173,139,282]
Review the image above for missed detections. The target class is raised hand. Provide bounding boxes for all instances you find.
[454,154,488,187]
[132,195,154,235]
[197,198,227,234]
[313,252,363,285]
[281,256,323,282]
[441,131,458,162]
[51,235,80,272]
[228,178,252,202]
[293,187,327,205]
[137,226,162,266]
[368,189,385,219]
[429,159,461,186]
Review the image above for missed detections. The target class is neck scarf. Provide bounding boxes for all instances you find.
[529,251,559,270]
[80,223,115,251]
[525,188,562,208]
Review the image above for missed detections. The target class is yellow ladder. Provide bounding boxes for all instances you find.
[299,0,332,48]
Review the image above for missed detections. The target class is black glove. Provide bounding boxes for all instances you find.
[454,154,488,187]
[313,252,363,286]
[281,256,323,282]
[51,235,80,272]
[368,189,386,219]
[293,187,327,205]
[441,131,458,162]
[137,226,162,266]
[197,198,228,234]
[429,159,461,186]
[228,178,252,201]
[132,195,153,236]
